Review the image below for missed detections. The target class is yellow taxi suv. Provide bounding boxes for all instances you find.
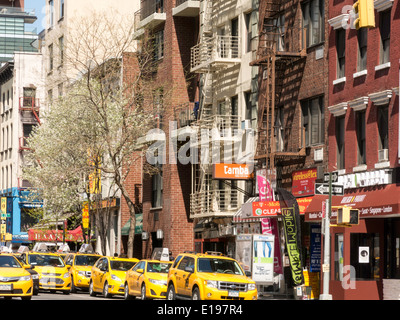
[65,253,101,292]
[124,259,172,300]
[24,252,71,294]
[166,252,257,300]
[89,256,138,298]
[0,254,33,300]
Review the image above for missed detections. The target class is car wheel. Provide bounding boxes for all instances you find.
[124,283,134,300]
[21,296,32,301]
[141,284,147,300]
[192,287,201,300]
[70,276,76,293]
[166,284,176,300]
[63,290,70,295]
[103,281,112,298]
[89,281,97,297]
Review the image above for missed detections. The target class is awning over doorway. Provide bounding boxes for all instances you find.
[305,184,400,222]
[28,226,84,242]
[121,214,143,235]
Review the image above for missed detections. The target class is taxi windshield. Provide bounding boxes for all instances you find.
[197,258,244,275]
[75,255,99,266]
[0,256,21,268]
[28,254,65,267]
[110,260,136,271]
[147,262,172,273]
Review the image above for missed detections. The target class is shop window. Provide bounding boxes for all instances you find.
[335,233,344,281]
[350,233,380,280]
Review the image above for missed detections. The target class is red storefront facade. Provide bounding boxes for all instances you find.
[324,0,400,300]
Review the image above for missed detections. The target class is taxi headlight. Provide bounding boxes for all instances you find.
[19,275,31,281]
[205,280,218,289]
[63,273,70,278]
[248,283,256,291]
[149,279,167,286]
[111,274,121,282]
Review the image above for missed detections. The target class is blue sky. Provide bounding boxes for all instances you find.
[25,0,46,33]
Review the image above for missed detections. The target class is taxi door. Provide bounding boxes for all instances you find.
[129,261,145,295]
[92,257,107,291]
[175,257,195,297]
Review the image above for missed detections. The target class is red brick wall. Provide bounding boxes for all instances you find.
[121,2,198,259]
[328,1,400,172]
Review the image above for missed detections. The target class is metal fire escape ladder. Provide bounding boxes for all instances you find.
[251,0,306,168]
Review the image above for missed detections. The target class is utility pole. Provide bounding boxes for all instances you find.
[319,172,333,300]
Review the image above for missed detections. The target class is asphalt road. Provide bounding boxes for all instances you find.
[31,290,125,300]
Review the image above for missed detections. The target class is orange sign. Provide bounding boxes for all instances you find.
[212,163,254,180]
[82,204,89,229]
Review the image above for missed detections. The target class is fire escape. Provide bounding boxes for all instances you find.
[189,0,242,219]
[251,0,306,171]
[18,93,41,189]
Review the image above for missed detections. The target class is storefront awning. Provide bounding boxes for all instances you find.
[28,226,84,242]
[305,184,400,222]
[233,197,259,223]
[121,214,143,235]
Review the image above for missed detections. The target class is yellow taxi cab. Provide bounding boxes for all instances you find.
[22,251,72,294]
[124,259,172,300]
[65,245,102,292]
[166,251,257,300]
[89,256,138,298]
[0,253,33,300]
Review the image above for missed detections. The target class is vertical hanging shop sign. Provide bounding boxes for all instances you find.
[0,198,6,219]
[281,206,304,286]
[82,203,89,229]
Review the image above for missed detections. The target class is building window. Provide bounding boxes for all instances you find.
[275,106,284,152]
[154,30,164,61]
[301,96,324,146]
[59,36,64,65]
[245,91,256,129]
[302,0,324,47]
[378,105,389,150]
[152,166,163,208]
[357,28,367,72]
[49,0,54,28]
[60,0,64,19]
[379,10,390,65]
[336,116,345,170]
[231,17,238,58]
[231,95,238,116]
[49,44,54,71]
[356,111,366,165]
[336,28,345,79]
[245,12,252,53]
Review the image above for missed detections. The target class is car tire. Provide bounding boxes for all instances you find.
[103,281,112,298]
[70,276,76,293]
[124,283,134,300]
[166,283,176,300]
[21,296,32,301]
[89,281,97,297]
[141,284,147,300]
[63,290,70,295]
[192,287,201,300]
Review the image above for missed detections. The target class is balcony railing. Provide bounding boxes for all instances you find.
[190,189,240,219]
[19,97,40,111]
[173,0,200,17]
[134,0,166,31]
[197,114,239,136]
[191,35,241,73]
[174,102,197,129]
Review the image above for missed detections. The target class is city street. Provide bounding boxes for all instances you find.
[30,291,123,300]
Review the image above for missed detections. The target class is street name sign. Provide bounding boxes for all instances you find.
[323,172,339,183]
[315,183,344,195]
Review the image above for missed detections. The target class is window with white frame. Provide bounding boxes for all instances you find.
[301,96,324,146]
[336,28,345,79]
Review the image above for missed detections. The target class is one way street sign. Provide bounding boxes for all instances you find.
[315,183,344,195]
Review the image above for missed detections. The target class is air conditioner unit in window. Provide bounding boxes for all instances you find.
[378,149,388,162]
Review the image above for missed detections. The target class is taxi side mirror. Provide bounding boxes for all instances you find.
[137,268,144,273]
[23,264,32,269]
[245,271,252,277]
[184,266,194,273]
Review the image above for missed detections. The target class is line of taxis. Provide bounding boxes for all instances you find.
[0,244,258,300]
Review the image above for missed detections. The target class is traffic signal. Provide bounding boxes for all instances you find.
[337,207,359,225]
[353,0,375,29]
